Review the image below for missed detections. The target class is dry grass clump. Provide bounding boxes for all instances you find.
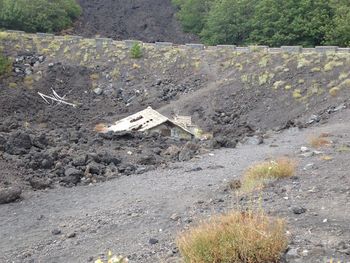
[94,123,108,133]
[177,210,287,263]
[329,87,340,97]
[309,135,331,148]
[241,159,296,192]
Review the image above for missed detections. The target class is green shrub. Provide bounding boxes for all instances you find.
[0,53,10,76]
[0,0,81,33]
[174,0,350,46]
[130,43,143,59]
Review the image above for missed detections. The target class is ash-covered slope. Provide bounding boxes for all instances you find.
[72,0,198,43]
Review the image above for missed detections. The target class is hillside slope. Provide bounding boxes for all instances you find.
[71,0,198,43]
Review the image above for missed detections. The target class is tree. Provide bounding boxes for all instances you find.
[172,0,212,34]
[249,0,333,47]
[325,1,350,46]
[200,0,255,45]
[0,0,81,33]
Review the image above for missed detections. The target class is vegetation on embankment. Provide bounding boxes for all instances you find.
[0,52,10,76]
[0,0,81,33]
[173,0,350,47]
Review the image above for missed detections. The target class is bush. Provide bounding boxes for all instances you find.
[130,43,143,59]
[0,0,81,33]
[174,0,350,47]
[241,159,295,192]
[177,210,287,263]
[0,52,10,76]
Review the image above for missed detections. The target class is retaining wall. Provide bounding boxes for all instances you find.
[2,31,350,54]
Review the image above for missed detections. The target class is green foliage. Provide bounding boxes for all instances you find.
[0,0,81,33]
[130,43,143,59]
[200,0,255,45]
[172,0,212,34]
[0,52,10,76]
[174,0,350,47]
[324,1,350,46]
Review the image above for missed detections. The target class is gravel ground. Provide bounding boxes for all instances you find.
[1,109,350,263]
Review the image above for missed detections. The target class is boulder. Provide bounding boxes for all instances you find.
[179,142,199,162]
[62,167,83,185]
[29,177,52,190]
[5,131,32,155]
[0,187,22,204]
[137,154,158,165]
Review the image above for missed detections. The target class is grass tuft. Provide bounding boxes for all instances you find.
[241,159,295,192]
[309,135,331,148]
[177,210,288,263]
[94,123,108,133]
[329,87,340,97]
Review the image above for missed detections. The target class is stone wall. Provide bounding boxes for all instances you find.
[2,31,350,55]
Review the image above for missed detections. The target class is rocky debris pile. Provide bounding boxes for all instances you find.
[0,126,204,194]
[155,78,203,102]
[13,53,45,77]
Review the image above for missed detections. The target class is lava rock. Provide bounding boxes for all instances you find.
[149,238,159,245]
[5,131,32,155]
[0,135,6,151]
[99,152,121,165]
[292,207,307,215]
[67,232,76,238]
[162,145,180,159]
[86,162,101,175]
[51,229,61,235]
[245,135,264,145]
[0,187,22,204]
[179,142,199,162]
[29,177,52,190]
[137,154,157,165]
[62,167,83,185]
[229,179,242,190]
[72,155,87,166]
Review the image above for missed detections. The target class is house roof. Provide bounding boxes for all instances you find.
[107,107,194,135]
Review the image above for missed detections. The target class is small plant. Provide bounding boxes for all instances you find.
[0,53,11,76]
[241,159,296,192]
[272,80,285,90]
[324,60,344,72]
[95,251,128,263]
[90,73,100,81]
[309,135,331,148]
[292,89,302,99]
[177,210,288,263]
[130,43,143,59]
[94,123,108,133]
[329,87,340,97]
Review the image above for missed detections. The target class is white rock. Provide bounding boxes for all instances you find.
[300,146,310,152]
[301,249,309,256]
[303,163,315,171]
[93,88,103,95]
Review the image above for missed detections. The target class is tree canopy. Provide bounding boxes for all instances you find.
[173,0,350,47]
[0,0,81,33]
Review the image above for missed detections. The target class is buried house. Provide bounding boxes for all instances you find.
[107,107,195,140]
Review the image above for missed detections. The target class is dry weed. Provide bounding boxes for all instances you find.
[94,123,108,133]
[241,159,296,192]
[177,210,287,263]
[309,135,331,148]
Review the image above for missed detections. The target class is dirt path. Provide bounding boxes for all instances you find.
[1,110,350,263]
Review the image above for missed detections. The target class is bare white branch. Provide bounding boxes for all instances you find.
[38,91,77,108]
